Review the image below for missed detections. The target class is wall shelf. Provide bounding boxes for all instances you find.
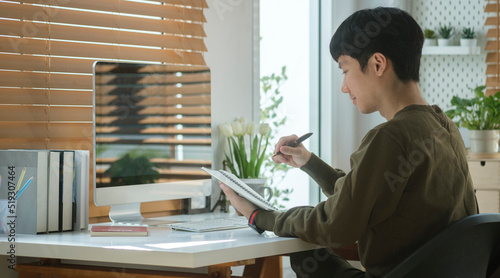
[468,152,500,161]
[422,46,481,55]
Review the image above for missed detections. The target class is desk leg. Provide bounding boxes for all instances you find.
[208,259,255,278]
[243,256,282,278]
[207,265,232,278]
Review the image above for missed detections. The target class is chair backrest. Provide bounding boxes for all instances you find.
[383,213,500,278]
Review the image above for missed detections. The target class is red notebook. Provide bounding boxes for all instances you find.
[90,225,148,237]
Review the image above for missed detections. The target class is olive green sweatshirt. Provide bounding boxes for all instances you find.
[255,105,478,277]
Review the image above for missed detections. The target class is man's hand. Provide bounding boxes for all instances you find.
[272,134,312,168]
[219,182,258,219]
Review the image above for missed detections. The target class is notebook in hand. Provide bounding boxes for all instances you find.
[201,167,278,211]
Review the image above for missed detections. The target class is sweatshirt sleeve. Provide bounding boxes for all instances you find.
[301,153,346,197]
[255,128,408,247]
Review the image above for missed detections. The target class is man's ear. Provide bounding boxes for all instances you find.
[371,52,387,76]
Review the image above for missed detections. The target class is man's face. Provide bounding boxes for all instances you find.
[337,55,379,114]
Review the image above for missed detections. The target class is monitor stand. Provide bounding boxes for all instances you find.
[108,203,177,226]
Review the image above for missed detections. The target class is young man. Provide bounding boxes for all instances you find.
[220,7,478,277]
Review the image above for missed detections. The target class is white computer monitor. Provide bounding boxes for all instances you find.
[92,61,212,224]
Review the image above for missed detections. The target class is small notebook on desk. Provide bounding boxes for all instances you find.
[168,216,248,232]
[201,167,278,211]
[90,225,148,237]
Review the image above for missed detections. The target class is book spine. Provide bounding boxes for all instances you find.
[74,150,90,231]
[58,151,63,232]
[36,151,49,233]
[62,151,74,231]
[48,151,61,232]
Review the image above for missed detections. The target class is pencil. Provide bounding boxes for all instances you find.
[15,166,27,192]
[15,176,33,200]
[0,175,2,192]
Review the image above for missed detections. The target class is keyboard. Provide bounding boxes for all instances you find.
[168,216,248,232]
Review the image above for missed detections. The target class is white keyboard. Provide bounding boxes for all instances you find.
[168,216,248,232]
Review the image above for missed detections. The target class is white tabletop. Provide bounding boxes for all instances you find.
[0,213,319,268]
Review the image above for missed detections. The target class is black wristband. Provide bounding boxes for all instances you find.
[248,209,264,234]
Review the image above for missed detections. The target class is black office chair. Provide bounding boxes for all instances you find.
[383,213,500,278]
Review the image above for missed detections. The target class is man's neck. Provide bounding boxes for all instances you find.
[379,81,427,121]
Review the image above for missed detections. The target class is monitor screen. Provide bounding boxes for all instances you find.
[93,62,212,224]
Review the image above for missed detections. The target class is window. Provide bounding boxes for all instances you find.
[260,0,311,207]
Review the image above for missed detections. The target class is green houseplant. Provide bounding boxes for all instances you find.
[260,66,293,208]
[423,28,437,46]
[460,27,477,47]
[445,86,500,153]
[104,150,160,186]
[437,23,455,46]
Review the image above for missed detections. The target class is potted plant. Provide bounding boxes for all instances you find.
[445,86,500,153]
[219,118,274,201]
[460,27,477,47]
[437,23,455,46]
[423,28,438,46]
[104,150,160,186]
[219,118,271,179]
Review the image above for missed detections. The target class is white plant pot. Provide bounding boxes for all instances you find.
[468,130,500,153]
[460,38,477,47]
[438,38,454,46]
[423,39,437,46]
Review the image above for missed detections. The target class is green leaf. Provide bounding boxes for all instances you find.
[247,135,259,178]
[258,66,293,206]
[230,137,244,178]
[446,85,500,130]
[225,154,238,176]
[237,136,248,178]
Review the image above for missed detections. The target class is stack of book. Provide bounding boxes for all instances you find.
[0,149,89,234]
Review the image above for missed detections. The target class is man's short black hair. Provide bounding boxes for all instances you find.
[330,7,423,82]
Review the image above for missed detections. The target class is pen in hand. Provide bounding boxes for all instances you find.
[273,132,313,156]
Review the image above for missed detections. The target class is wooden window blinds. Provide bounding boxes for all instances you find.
[485,0,500,95]
[0,0,210,221]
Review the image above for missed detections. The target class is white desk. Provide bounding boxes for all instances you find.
[0,213,319,277]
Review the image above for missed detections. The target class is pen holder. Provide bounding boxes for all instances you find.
[0,196,37,235]
[0,199,16,235]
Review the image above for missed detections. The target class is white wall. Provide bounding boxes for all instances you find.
[204,0,259,208]
[413,0,487,148]
[414,0,486,104]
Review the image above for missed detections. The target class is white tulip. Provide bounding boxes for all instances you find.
[246,122,258,136]
[231,120,244,136]
[259,123,270,136]
[218,122,233,138]
[237,117,247,127]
